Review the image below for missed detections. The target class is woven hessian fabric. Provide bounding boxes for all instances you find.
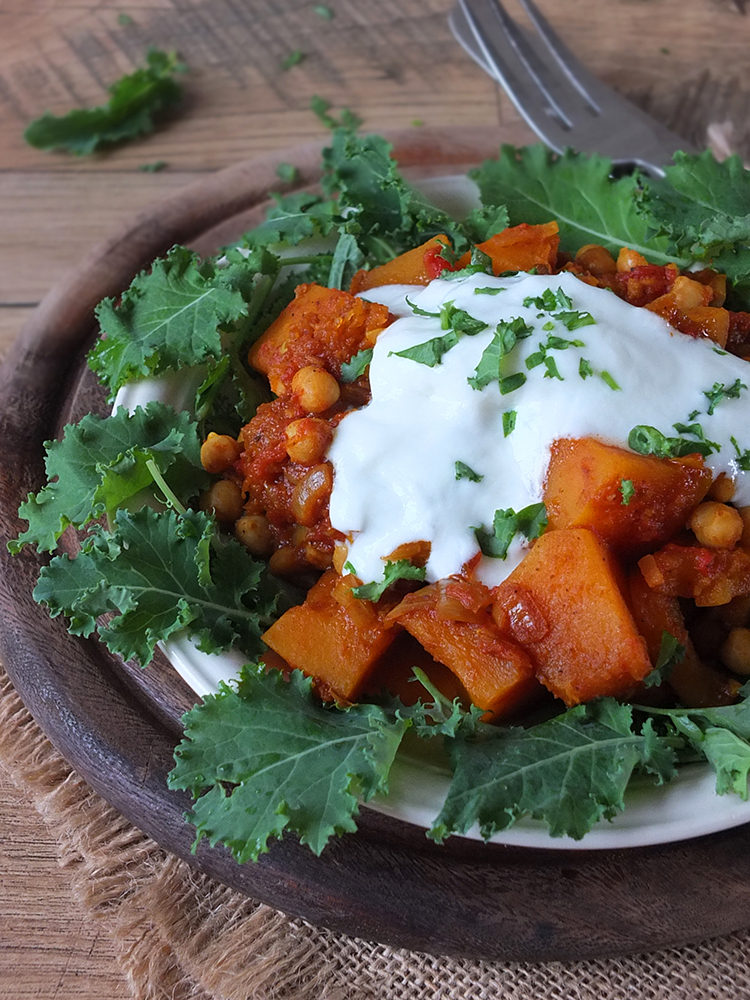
[2,661,750,1000]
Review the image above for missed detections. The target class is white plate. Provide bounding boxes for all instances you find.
[117,174,750,850]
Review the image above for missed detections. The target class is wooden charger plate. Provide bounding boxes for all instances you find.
[3,127,750,962]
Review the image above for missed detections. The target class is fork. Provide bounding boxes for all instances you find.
[449,0,698,176]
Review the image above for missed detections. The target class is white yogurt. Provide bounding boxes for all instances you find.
[328,271,750,587]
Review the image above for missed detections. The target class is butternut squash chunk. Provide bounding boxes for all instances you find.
[544,437,712,556]
[454,221,559,275]
[349,236,450,294]
[628,568,739,707]
[364,632,470,707]
[492,528,652,705]
[392,597,539,719]
[262,569,397,701]
[248,283,390,393]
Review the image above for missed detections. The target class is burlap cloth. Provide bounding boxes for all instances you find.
[3,657,750,1000]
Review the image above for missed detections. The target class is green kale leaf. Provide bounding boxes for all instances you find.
[10,403,208,553]
[33,508,286,666]
[430,699,677,842]
[169,667,407,859]
[24,49,185,156]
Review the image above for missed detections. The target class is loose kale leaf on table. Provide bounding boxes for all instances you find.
[24,49,186,155]
[169,668,408,860]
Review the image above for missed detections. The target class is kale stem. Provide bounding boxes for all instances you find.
[146,459,187,514]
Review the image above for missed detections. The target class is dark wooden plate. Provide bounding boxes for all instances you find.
[3,127,750,963]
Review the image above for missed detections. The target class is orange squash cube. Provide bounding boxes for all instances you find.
[454,221,559,275]
[492,528,652,705]
[544,437,712,556]
[262,569,397,702]
[349,236,451,294]
[391,596,539,719]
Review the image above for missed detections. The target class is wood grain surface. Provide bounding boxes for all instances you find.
[0,1,749,996]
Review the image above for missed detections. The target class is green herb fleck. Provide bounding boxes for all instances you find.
[391,332,459,367]
[475,503,548,560]
[282,50,306,70]
[276,162,299,183]
[628,425,716,459]
[340,348,373,382]
[455,461,483,483]
[620,479,635,505]
[732,436,750,471]
[643,631,686,687]
[704,378,747,416]
[499,372,527,395]
[543,356,563,381]
[351,560,426,601]
[579,358,593,379]
[600,370,621,391]
[503,410,517,437]
[474,286,506,296]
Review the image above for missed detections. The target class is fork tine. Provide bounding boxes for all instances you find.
[515,0,603,111]
[479,0,595,123]
[456,0,576,149]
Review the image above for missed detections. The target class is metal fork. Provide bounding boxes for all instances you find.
[449,0,698,176]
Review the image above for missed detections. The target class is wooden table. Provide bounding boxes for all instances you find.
[0,1,748,995]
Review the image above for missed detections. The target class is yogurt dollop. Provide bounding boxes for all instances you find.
[328,271,750,587]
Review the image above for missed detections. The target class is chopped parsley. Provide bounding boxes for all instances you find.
[543,356,563,381]
[732,436,750,471]
[628,425,717,459]
[340,348,373,382]
[503,410,517,437]
[455,461,483,482]
[579,358,593,379]
[620,479,635,505]
[350,560,427,601]
[474,286,506,296]
[704,378,747,416]
[391,332,458,367]
[468,317,532,390]
[523,287,572,311]
[499,372,527,395]
[600,370,621,391]
[475,503,548,560]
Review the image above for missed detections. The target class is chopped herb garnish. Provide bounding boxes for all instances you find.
[543,356,563,380]
[474,286,506,296]
[499,372,527,395]
[455,461,483,482]
[441,247,494,279]
[405,295,440,318]
[523,287,572,311]
[443,303,487,336]
[475,503,548,560]
[340,348,373,382]
[628,425,716,459]
[546,335,585,351]
[713,347,728,356]
[620,479,635,505]
[555,310,595,331]
[600,370,621,391]
[503,410,517,437]
[351,560,426,601]
[525,349,546,370]
[579,358,593,379]
[468,317,532,390]
[732,436,750,471]
[704,378,747,416]
[643,631,686,687]
[672,422,720,454]
[391,332,459,367]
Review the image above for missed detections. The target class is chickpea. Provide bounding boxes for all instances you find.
[200,432,243,474]
[738,506,750,550]
[574,244,617,277]
[199,479,244,525]
[268,546,300,577]
[285,417,333,465]
[235,514,274,557]
[721,628,750,675]
[689,501,743,549]
[707,473,735,503]
[617,247,649,272]
[670,275,712,310]
[304,542,333,571]
[291,365,340,413]
[291,463,333,526]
